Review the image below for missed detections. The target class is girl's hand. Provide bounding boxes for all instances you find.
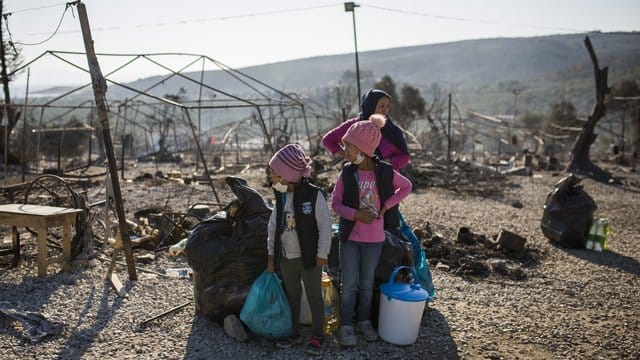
[378,205,387,218]
[267,256,275,272]
[354,208,377,224]
[316,257,328,268]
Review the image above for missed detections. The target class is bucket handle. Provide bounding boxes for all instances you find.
[386,266,422,290]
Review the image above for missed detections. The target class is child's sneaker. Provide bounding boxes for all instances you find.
[275,335,303,349]
[340,325,357,347]
[357,320,379,341]
[305,337,323,356]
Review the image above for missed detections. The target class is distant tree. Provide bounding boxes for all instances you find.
[397,84,426,128]
[0,2,24,164]
[547,101,579,130]
[375,75,448,152]
[374,75,399,99]
[374,75,431,129]
[521,111,545,131]
[374,75,401,120]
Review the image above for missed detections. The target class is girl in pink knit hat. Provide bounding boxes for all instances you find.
[265,143,332,356]
[330,117,412,347]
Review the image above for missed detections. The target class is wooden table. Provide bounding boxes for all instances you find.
[0,204,83,277]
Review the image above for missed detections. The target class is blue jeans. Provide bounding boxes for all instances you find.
[340,240,382,327]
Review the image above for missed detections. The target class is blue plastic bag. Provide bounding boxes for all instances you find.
[239,271,292,339]
[399,212,436,301]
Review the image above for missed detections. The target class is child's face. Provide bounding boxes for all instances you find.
[269,167,287,185]
[341,141,361,162]
[374,96,390,117]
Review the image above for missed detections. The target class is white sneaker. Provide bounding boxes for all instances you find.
[357,320,378,341]
[340,325,357,347]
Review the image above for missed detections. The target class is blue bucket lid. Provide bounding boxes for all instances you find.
[380,266,429,302]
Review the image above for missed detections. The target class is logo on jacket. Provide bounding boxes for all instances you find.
[301,202,312,215]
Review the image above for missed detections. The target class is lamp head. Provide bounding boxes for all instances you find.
[344,2,358,12]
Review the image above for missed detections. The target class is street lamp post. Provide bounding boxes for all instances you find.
[344,2,361,106]
[510,88,521,151]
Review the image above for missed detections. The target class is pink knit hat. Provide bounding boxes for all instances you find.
[341,116,385,157]
[268,144,312,183]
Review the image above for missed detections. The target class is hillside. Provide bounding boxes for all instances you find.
[31,32,640,116]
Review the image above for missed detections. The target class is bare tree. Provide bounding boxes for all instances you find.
[566,36,616,183]
[0,0,24,164]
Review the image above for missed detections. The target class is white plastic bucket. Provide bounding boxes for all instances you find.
[378,266,428,345]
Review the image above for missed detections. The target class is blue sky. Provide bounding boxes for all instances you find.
[5,0,639,90]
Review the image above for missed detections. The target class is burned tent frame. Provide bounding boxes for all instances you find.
[10,51,315,201]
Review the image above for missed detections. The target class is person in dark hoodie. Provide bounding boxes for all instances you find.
[323,88,437,303]
[322,88,409,171]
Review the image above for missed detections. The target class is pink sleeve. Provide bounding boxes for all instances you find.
[390,152,410,171]
[383,170,412,209]
[322,118,359,155]
[331,174,357,221]
[377,137,410,171]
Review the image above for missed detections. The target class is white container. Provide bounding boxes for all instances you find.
[166,267,192,279]
[300,281,312,325]
[378,266,428,345]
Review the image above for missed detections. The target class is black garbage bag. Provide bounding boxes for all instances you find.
[192,261,257,321]
[185,176,271,323]
[375,228,415,284]
[541,174,597,248]
[184,218,234,274]
[371,228,414,326]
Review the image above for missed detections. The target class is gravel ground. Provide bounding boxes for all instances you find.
[0,162,638,359]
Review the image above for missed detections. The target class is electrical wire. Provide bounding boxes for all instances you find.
[5,2,68,15]
[4,1,78,46]
[363,4,587,33]
[16,2,341,36]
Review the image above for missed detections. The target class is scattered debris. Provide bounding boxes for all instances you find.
[0,302,64,342]
[138,301,192,329]
[419,223,539,280]
[109,273,127,298]
[497,229,527,255]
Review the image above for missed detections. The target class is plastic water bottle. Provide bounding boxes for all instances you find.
[168,238,188,257]
[600,218,610,251]
[166,267,192,279]
[322,273,339,335]
[587,218,610,252]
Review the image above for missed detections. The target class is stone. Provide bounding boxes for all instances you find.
[496,229,526,254]
[223,314,247,342]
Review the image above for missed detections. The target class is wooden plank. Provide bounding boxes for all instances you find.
[37,227,47,277]
[110,272,127,297]
[0,204,83,216]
